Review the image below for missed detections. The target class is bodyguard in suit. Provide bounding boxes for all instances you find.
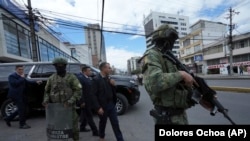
[76,65,98,136]
[91,62,124,141]
[4,65,42,129]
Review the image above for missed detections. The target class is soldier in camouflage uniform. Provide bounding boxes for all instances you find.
[140,24,197,125]
[43,57,82,141]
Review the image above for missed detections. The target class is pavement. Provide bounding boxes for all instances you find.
[196,73,250,93]
[197,73,250,80]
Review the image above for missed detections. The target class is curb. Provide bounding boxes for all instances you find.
[210,86,250,93]
[203,77,250,80]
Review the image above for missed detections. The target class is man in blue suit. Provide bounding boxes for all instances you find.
[76,65,98,136]
[3,65,42,129]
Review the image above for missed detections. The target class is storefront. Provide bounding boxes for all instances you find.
[207,61,250,75]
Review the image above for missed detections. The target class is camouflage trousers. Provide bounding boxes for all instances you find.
[154,111,188,125]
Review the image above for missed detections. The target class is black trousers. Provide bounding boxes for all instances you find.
[80,106,98,133]
[6,97,27,126]
[98,102,124,141]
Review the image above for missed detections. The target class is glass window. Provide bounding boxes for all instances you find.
[39,43,49,61]
[48,47,55,61]
[31,64,55,78]
[4,23,19,56]
[0,64,33,79]
[18,31,31,58]
[68,64,81,74]
[0,66,16,79]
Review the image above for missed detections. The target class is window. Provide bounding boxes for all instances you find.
[183,39,190,47]
[18,27,31,58]
[204,45,223,55]
[194,45,201,52]
[207,59,220,66]
[0,65,33,79]
[31,64,55,78]
[68,64,81,74]
[161,21,178,25]
[181,50,184,54]
[2,15,31,58]
[180,23,186,26]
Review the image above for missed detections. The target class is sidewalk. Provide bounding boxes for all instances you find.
[197,73,250,79]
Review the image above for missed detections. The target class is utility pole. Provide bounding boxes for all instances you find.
[27,0,38,62]
[226,7,239,75]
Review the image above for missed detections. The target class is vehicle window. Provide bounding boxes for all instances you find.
[90,66,100,73]
[0,65,33,78]
[68,64,81,74]
[0,65,15,78]
[40,64,56,78]
[24,65,33,75]
[31,64,55,78]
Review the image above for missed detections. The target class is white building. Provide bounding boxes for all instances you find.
[179,20,227,74]
[84,24,106,68]
[143,11,189,58]
[204,32,250,75]
[127,56,141,75]
[64,43,93,65]
[0,0,79,63]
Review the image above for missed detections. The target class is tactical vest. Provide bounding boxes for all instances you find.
[142,48,191,109]
[49,73,74,103]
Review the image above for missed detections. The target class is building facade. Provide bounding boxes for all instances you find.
[127,56,141,75]
[0,0,79,63]
[143,11,189,58]
[204,32,250,75]
[84,23,106,68]
[64,43,93,65]
[179,20,227,74]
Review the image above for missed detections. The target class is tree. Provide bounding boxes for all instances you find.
[131,68,141,75]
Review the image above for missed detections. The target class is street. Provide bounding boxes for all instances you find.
[0,82,250,141]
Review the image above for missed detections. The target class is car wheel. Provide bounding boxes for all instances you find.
[1,99,30,121]
[116,93,128,115]
[1,99,19,120]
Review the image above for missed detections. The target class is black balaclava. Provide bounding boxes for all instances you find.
[55,64,67,77]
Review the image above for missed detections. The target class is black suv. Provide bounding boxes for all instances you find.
[0,62,140,118]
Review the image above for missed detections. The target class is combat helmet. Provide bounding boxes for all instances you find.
[52,57,68,65]
[151,24,179,44]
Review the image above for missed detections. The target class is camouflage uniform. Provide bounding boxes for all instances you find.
[43,59,82,141]
[140,25,194,125]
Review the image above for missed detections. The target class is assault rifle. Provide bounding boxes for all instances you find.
[163,50,236,125]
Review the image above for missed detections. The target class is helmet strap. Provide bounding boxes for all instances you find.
[155,40,171,54]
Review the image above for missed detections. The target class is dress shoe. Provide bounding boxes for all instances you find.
[3,117,11,127]
[19,124,31,129]
[93,132,99,136]
[80,128,91,132]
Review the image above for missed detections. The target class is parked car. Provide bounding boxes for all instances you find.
[0,62,140,119]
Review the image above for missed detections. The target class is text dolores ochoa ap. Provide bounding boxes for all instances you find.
[155,125,250,140]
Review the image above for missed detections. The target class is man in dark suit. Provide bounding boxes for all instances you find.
[91,62,124,141]
[76,65,98,136]
[3,65,42,129]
